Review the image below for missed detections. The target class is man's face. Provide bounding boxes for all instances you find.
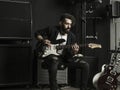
[61,18,72,33]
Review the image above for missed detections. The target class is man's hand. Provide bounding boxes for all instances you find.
[43,39,51,46]
[71,43,79,54]
[37,35,43,41]
[37,35,51,46]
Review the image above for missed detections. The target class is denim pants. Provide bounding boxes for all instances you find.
[43,54,89,90]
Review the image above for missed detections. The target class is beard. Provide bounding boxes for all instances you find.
[60,27,70,35]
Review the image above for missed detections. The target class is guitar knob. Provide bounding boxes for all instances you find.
[109,66,112,70]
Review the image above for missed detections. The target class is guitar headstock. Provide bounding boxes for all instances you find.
[88,43,102,49]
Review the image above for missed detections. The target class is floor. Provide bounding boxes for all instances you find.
[0,85,95,90]
[0,84,120,90]
[0,87,94,90]
[1,85,120,90]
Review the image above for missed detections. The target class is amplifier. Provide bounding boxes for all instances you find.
[0,44,32,86]
[37,59,68,85]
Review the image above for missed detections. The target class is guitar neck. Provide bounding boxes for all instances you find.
[56,44,88,49]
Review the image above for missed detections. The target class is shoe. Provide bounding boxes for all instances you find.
[80,87,87,90]
[57,86,62,90]
[57,87,62,90]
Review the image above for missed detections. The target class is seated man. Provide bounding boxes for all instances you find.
[35,13,89,90]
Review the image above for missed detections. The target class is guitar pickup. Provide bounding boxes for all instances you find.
[110,70,116,76]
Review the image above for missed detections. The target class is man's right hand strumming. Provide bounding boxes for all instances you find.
[43,39,51,46]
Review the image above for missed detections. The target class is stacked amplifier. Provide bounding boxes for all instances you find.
[0,0,32,86]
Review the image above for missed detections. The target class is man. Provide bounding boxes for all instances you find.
[35,13,89,90]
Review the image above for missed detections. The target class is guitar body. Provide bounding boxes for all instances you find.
[93,64,105,89]
[93,64,119,90]
[36,43,60,58]
[92,72,103,89]
[42,44,60,57]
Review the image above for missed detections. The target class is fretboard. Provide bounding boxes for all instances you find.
[56,44,88,49]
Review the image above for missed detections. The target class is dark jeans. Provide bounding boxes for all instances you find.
[43,54,89,90]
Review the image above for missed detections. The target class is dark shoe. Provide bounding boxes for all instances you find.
[80,87,87,90]
[57,87,62,90]
[57,86,62,90]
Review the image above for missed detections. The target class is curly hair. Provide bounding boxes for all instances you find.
[59,13,76,26]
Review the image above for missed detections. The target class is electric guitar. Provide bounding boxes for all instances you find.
[39,42,102,58]
[93,51,120,90]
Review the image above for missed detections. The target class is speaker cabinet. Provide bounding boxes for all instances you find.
[0,0,32,40]
[0,44,32,86]
[0,0,31,20]
[37,59,68,85]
